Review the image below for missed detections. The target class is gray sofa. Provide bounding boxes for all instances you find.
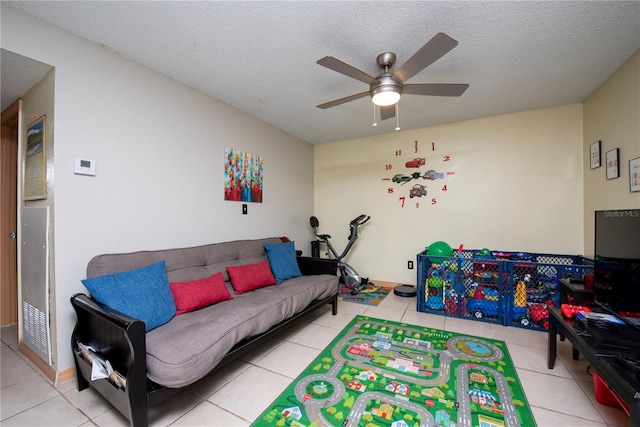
[70,237,338,427]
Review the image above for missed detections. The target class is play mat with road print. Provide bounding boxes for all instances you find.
[253,315,535,427]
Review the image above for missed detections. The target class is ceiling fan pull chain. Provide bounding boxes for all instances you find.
[372,103,378,127]
[395,104,400,131]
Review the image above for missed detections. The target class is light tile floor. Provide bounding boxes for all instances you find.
[1,291,631,426]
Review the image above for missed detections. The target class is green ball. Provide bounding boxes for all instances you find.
[480,248,492,256]
[427,241,454,257]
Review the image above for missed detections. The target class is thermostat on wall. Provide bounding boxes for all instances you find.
[74,157,96,176]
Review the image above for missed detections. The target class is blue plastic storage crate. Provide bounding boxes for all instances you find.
[504,254,593,329]
[417,250,507,326]
[417,249,593,331]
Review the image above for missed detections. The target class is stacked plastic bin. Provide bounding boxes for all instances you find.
[417,249,594,331]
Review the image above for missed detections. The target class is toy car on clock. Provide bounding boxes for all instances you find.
[405,158,426,168]
[409,184,427,198]
[392,174,412,184]
[423,170,445,180]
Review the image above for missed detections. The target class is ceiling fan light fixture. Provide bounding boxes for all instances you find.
[371,85,401,106]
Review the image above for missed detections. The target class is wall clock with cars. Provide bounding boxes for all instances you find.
[382,139,455,208]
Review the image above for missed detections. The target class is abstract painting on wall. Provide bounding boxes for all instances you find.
[224,147,263,202]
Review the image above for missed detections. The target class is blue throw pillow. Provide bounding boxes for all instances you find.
[264,241,302,284]
[81,261,176,332]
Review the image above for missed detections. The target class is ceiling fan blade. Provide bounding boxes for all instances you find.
[316,91,370,109]
[393,33,459,83]
[317,56,380,85]
[380,105,395,120]
[403,83,469,97]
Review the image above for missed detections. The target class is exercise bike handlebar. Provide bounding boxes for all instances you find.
[350,214,370,226]
[309,214,370,262]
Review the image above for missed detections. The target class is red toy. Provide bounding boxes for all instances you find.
[529,303,550,329]
[561,303,592,319]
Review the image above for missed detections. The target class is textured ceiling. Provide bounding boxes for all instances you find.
[4,1,640,144]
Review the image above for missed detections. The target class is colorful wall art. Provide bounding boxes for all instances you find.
[224,147,263,202]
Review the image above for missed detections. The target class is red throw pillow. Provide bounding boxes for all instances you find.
[226,260,277,294]
[170,272,233,315]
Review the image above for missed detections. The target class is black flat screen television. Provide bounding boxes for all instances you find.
[594,209,640,317]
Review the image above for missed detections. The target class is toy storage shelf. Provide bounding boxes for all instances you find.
[416,249,594,331]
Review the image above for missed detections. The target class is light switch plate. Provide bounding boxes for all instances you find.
[74,157,96,176]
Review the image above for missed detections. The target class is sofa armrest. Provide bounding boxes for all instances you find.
[296,256,338,276]
[70,293,149,426]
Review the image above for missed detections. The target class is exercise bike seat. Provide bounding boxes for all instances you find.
[316,233,331,240]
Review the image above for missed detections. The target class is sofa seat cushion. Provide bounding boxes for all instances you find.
[144,273,338,388]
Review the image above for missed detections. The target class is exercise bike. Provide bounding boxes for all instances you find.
[310,214,371,295]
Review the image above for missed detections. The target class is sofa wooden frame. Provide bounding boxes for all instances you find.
[70,256,338,427]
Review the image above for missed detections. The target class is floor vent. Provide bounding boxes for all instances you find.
[23,301,50,364]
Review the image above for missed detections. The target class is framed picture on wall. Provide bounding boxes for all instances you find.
[590,140,601,169]
[24,115,47,200]
[630,157,640,192]
[605,148,619,180]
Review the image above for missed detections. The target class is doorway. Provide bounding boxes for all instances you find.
[1,100,19,326]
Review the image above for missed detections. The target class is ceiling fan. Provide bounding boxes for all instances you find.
[316,32,469,121]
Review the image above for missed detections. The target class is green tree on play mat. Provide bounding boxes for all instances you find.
[373,355,388,365]
[420,354,434,368]
[340,372,353,382]
[262,408,278,423]
[344,394,355,409]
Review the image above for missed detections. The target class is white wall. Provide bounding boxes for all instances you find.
[314,104,584,284]
[19,69,56,363]
[583,50,640,258]
[2,4,315,372]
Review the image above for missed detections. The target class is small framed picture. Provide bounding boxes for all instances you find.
[605,148,619,180]
[590,140,601,169]
[630,157,640,192]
